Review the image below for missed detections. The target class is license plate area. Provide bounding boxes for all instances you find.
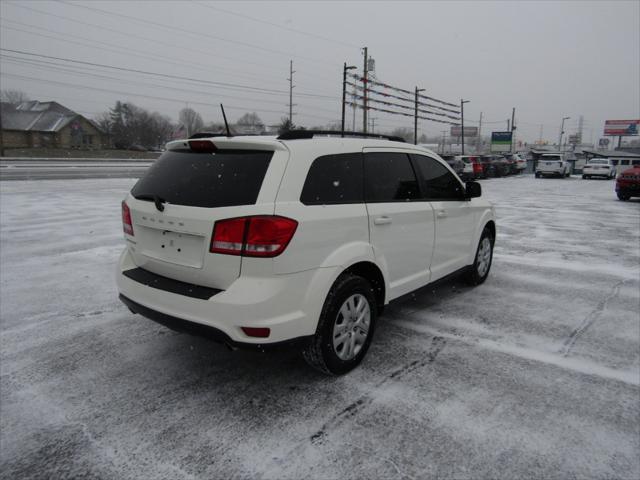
[138,226,206,268]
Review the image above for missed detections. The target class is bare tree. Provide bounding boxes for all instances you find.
[236,112,265,134]
[178,107,204,137]
[1,89,30,105]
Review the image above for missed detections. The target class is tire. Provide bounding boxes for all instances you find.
[617,192,630,201]
[535,172,540,178]
[302,274,377,375]
[465,227,494,286]
[582,175,587,179]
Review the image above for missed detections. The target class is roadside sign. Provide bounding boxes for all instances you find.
[490,131,512,152]
[604,119,639,136]
[450,126,478,137]
[599,138,610,147]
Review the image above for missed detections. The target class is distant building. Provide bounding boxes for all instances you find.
[0,101,107,150]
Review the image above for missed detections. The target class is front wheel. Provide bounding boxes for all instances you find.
[465,227,494,286]
[302,274,377,375]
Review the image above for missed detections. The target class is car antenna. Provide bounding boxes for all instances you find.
[220,103,232,137]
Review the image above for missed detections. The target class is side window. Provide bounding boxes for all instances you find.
[364,152,420,202]
[300,153,363,205]
[410,154,464,200]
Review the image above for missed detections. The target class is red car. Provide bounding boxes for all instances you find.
[615,165,640,201]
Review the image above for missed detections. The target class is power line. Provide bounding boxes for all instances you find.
[0,55,294,108]
[0,72,341,124]
[2,1,337,84]
[57,0,340,67]
[194,1,360,49]
[0,49,337,100]
[0,19,289,89]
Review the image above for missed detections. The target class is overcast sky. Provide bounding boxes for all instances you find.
[1,0,638,143]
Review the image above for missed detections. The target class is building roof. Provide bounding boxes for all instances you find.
[581,148,640,159]
[1,101,102,133]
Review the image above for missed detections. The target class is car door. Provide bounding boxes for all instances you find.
[363,149,435,300]
[410,153,476,281]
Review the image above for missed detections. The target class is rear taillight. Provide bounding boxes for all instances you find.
[210,216,298,257]
[122,201,134,236]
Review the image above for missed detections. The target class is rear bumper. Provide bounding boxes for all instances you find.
[116,248,337,344]
[616,184,640,196]
[119,294,311,349]
[583,169,611,177]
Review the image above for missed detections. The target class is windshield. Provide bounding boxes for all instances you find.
[131,149,273,208]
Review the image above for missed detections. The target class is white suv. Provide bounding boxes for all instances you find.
[117,131,496,374]
[535,154,571,178]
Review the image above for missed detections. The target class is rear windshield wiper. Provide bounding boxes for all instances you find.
[133,193,166,212]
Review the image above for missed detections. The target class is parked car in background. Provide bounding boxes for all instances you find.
[456,155,482,181]
[440,155,465,178]
[535,154,571,178]
[615,164,640,200]
[582,158,616,179]
[504,153,527,173]
[481,155,510,177]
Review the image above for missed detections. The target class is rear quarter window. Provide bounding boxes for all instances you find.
[131,149,273,208]
[300,153,364,205]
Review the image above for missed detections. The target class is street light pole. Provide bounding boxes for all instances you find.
[341,62,356,136]
[460,99,470,155]
[414,87,425,145]
[558,116,570,151]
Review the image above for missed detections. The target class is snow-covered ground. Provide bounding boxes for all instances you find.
[1,175,639,479]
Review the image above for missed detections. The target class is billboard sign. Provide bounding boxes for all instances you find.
[450,126,478,137]
[490,131,512,152]
[604,119,639,136]
[568,134,581,145]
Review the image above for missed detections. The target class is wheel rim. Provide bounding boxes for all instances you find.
[332,294,371,361]
[476,237,492,277]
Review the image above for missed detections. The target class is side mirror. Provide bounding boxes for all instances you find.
[465,181,481,199]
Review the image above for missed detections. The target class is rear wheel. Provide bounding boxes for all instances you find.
[465,227,494,286]
[535,172,541,178]
[302,274,377,375]
[617,192,630,201]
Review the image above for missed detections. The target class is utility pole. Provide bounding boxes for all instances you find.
[287,60,296,124]
[507,119,510,131]
[558,116,570,151]
[510,107,516,152]
[476,111,483,153]
[539,124,543,144]
[414,87,425,145]
[370,117,376,133]
[441,130,447,154]
[460,99,470,155]
[341,62,356,136]
[352,82,357,131]
[362,46,368,133]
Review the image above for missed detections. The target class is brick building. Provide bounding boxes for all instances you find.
[0,101,107,150]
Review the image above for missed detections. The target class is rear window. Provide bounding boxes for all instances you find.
[588,159,608,165]
[300,153,363,205]
[542,155,561,161]
[131,149,273,208]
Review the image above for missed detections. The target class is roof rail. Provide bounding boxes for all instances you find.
[188,132,231,139]
[276,130,405,143]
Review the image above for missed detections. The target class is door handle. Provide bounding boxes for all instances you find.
[374,216,392,225]
[437,210,447,218]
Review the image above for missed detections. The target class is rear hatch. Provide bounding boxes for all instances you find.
[123,140,284,290]
[539,156,562,171]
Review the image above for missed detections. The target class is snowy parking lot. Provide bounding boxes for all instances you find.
[1,175,639,479]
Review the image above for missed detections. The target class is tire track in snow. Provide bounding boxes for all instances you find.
[559,280,627,357]
[309,336,446,446]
